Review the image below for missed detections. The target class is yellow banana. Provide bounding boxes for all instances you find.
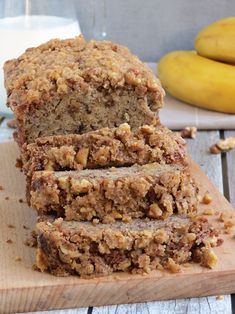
[195,16,235,63]
[157,51,235,113]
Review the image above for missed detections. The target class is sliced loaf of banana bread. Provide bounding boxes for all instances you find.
[30,163,198,223]
[4,36,164,146]
[22,123,187,176]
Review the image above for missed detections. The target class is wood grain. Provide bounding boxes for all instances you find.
[92,296,231,314]
[0,142,235,314]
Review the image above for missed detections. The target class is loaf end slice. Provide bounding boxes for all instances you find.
[4,36,164,145]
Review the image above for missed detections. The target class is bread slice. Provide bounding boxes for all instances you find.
[22,123,188,176]
[36,216,221,277]
[30,163,198,222]
[4,36,164,145]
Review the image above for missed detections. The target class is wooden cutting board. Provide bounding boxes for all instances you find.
[1,142,235,314]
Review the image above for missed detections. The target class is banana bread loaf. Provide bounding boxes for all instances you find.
[36,216,220,277]
[30,163,198,223]
[4,36,164,146]
[22,123,187,177]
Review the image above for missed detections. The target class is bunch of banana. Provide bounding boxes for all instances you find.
[158,17,235,113]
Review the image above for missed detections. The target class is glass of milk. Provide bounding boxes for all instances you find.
[0,0,81,114]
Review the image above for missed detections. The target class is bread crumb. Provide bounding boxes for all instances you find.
[0,185,3,190]
[216,295,224,300]
[202,193,212,204]
[5,196,9,200]
[15,256,22,262]
[7,224,15,229]
[23,225,30,230]
[203,208,215,216]
[24,230,37,247]
[166,258,181,273]
[204,250,218,269]
[15,158,23,169]
[18,198,24,203]
[224,220,235,234]
[6,239,13,244]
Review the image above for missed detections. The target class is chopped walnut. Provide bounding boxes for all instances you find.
[180,126,197,139]
[224,220,235,234]
[210,145,221,154]
[122,215,132,223]
[111,211,123,220]
[148,203,163,218]
[71,178,92,194]
[202,193,212,204]
[75,148,89,167]
[203,250,218,269]
[115,123,131,137]
[210,137,235,154]
[166,258,181,273]
[58,176,69,191]
[6,239,13,244]
[141,124,155,134]
[124,112,130,122]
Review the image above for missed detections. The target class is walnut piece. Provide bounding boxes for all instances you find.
[224,220,235,234]
[75,148,89,167]
[148,203,163,218]
[210,137,235,154]
[204,250,217,269]
[70,178,92,194]
[180,126,197,139]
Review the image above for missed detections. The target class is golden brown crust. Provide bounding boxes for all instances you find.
[35,216,221,277]
[4,36,164,145]
[30,163,198,222]
[4,36,164,111]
